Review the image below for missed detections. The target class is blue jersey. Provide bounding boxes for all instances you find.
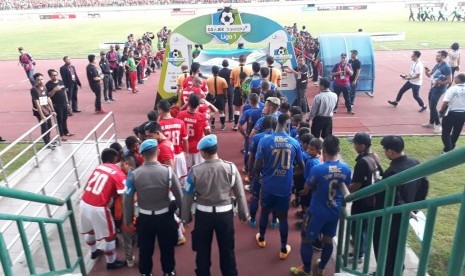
[304,156,321,180]
[243,101,265,113]
[239,104,264,127]
[256,132,302,196]
[253,112,280,132]
[306,160,352,219]
[290,126,298,138]
[249,130,273,156]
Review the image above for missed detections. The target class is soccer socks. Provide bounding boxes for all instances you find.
[104,240,117,263]
[234,111,240,126]
[220,114,226,126]
[84,234,97,252]
[300,242,314,273]
[211,117,215,126]
[279,218,289,251]
[319,242,334,270]
[259,208,271,240]
[249,195,259,220]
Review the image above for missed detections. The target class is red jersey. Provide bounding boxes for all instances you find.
[82,163,126,207]
[181,87,205,105]
[177,110,210,154]
[183,76,208,92]
[170,105,180,118]
[159,117,188,154]
[157,139,175,164]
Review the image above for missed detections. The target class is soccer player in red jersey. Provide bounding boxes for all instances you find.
[182,62,208,93]
[157,99,189,184]
[177,93,211,168]
[80,148,132,270]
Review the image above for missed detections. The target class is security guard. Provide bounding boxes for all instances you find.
[123,139,182,276]
[182,134,248,276]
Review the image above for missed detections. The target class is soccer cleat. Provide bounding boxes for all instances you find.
[270,218,280,229]
[290,265,311,276]
[388,100,398,106]
[126,255,135,267]
[422,122,433,128]
[91,249,103,260]
[221,125,227,131]
[106,260,126,270]
[177,236,187,246]
[255,233,266,248]
[418,106,428,112]
[232,125,238,131]
[247,217,257,228]
[279,244,292,260]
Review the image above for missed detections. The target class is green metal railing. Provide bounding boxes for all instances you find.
[336,147,465,276]
[0,187,86,276]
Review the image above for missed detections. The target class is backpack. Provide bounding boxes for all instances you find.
[240,77,253,100]
[361,154,383,208]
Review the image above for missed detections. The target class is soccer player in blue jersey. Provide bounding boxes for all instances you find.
[247,115,277,227]
[290,135,352,276]
[249,97,281,139]
[254,113,304,260]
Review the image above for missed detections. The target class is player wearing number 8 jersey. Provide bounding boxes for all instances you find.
[157,100,189,183]
[254,113,304,260]
[177,93,211,168]
[80,148,130,270]
[290,135,351,276]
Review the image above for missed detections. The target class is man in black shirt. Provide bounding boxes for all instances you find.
[348,132,382,263]
[99,51,115,103]
[285,56,309,113]
[349,50,362,102]
[219,60,233,122]
[46,69,74,141]
[86,54,105,114]
[30,73,56,147]
[373,135,429,276]
[60,56,82,113]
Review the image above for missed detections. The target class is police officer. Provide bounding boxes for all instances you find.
[182,134,248,276]
[123,139,182,276]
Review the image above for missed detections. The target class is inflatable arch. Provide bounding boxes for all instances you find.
[319,33,375,93]
[157,7,298,104]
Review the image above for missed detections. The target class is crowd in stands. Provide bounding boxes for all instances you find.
[0,0,280,10]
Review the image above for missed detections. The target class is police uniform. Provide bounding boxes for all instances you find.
[123,139,182,276]
[182,135,248,276]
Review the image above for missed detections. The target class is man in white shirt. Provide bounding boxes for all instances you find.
[388,51,427,112]
[439,73,465,152]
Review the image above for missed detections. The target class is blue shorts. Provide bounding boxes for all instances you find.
[260,191,290,213]
[301,212,339,241]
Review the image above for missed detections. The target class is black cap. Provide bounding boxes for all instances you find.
[341,53,347,57]
[18,47,24,51]
[350,49,358,54]
[348,132,372,146]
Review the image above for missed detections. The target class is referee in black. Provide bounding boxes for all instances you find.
[123,139,183,276]
[182,134,248,276]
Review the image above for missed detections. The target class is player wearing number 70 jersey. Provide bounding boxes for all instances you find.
[254,113,304,260]
[80,148,131,270]
[290,135,351,276]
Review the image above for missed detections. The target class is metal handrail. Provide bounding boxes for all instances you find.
[336,147,465,276]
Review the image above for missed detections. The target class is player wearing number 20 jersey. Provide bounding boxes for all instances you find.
[82,163,126,208]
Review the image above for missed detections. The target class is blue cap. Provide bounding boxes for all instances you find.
[197,134,218,150]
[139,139,158,153]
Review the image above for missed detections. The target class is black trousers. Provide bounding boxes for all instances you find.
[395,81,425,107]
[91,85,102,111]
[137,212,178,275]
[296,87,309,113]
[35,114,52,144]
[373,213,404,276]
[333,84,352,112]
[54,104,69,136]
[227,85,234,120]
[311,116,332,138]
[102,74,114,101]
[111,67,119,88]
[192,210,238,276]
[117,65,124,87]
[67,83,79,111]
[442,111,465,152]
[125,70,130,89]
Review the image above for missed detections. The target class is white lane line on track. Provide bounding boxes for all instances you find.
[20,79,28,83]
[7,84,16,87]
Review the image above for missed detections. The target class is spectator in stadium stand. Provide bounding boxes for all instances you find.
[230,55,253,130]
[107,45,122,90]
[349,50,362,104]
[86,54,106,114]
[60,56,82,113]
[45,69,75,141]
[331,53,354,115]
[218,59,234,122]
[99,51,115,103]
[266,55,282,88]
[18,47,36,86]
[206,66,229,130]
[448,42,461,79]
[30,73,56,148]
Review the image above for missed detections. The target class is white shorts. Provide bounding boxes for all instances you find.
[186,152,204,169]
[174,152,188,180]
[80,200,115,241]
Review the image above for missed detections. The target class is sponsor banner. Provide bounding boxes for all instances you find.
[40,14,76,19]
[206,7,251,44]
[171,9,196,16]
[317,5,367,11]
[163,45,189,93]
[406,3,444,8]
